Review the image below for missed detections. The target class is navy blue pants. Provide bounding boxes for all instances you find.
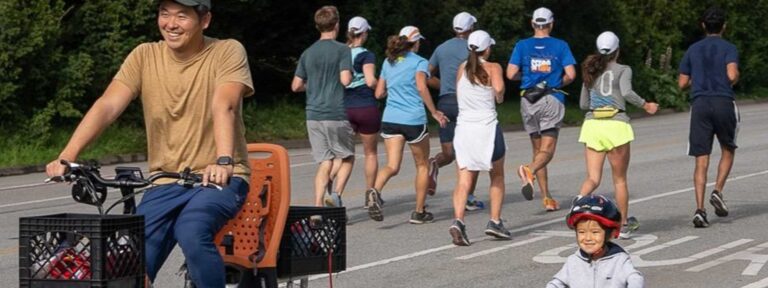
[137,177,248,287]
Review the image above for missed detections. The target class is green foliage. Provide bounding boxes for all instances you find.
[1,0,768,168]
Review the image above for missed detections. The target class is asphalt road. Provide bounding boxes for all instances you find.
[2,102,767,287]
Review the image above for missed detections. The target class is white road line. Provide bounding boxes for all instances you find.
[0,195,72,209]
[456,236,551,260]
[742,276,768,288]
[303,169,768,282]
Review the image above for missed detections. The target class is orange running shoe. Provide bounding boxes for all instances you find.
[517,165,535,200]
[543,197,560,212]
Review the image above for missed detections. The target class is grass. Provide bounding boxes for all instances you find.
[0,124,147,167]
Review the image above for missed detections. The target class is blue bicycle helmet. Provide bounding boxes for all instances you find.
[566,195,622,238]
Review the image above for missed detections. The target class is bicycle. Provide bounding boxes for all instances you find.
[19,143,342,288]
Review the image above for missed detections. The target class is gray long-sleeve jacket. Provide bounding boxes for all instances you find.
[546,242,644,288]
[580,62,647,123]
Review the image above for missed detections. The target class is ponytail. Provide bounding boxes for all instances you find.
[347,29,363,45]
[581,50,618,88]
[465,45,489,86]
[386,35,414,63]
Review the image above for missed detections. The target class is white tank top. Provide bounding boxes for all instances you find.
[456,70,497,124]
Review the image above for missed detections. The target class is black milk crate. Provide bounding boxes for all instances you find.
[19,213,145,288]
[277,206,346,278]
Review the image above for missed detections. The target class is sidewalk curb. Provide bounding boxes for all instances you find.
[2,98,765,177]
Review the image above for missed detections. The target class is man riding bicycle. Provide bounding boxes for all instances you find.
[45,0,254,287]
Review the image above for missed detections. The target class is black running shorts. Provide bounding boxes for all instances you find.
[688,97,739,156]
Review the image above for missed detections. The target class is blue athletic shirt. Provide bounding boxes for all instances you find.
[345,47,378,108]
[429,38,468,97]
[380,52,430,125]
[508,36,576,103]
[679,36,739,100]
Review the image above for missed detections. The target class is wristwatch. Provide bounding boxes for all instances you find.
[216,156,234,166]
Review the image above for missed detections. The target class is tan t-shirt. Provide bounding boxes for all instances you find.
[114,37,254,181]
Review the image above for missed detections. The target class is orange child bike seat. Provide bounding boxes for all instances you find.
[214,143,291,269]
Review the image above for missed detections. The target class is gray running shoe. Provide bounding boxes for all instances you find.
[709,190,729,217]
[366,188,383,221]
[409,210,434,224]
[693,209,709,228]
[363,190,385,209]
[619,216,640,239]
[449,220,470,246]
[324,192,343,207]
[484,219,512,239]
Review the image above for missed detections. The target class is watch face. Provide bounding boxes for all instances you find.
[217,156,233,165]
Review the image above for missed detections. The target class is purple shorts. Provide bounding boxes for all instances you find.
[346,106,381,134]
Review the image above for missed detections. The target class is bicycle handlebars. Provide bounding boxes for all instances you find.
[47,160,221,215]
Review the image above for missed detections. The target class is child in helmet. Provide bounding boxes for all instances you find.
[547,195,644,288]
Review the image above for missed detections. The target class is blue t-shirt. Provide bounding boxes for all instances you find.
[429,38,468,97]
[380,52,430,125]
[679,36,739,100]
[344,47,377,108]
[508,36,576,103]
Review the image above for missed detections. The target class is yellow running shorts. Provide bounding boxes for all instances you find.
[578,119,635,152]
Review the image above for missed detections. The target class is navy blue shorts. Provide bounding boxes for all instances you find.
[491,123,506,162]
[688,97,739,156]
[437,94,458,143]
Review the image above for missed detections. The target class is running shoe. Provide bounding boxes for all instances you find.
[619,216,640,239]
[362,190,385,209]
[692,209,709,228]
[427,157,438,196]
[366,188,384,221]
[324,192,343,207]
[409,210,435,224]
[449,219,470,246]
[709,190,729,217]
[465,194,486,211]
[518,165,535,200]
[484,219,512,239]
[543,197,560,212]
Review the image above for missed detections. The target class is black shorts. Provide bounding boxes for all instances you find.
[380,122,429,144]
[688,97,740,156]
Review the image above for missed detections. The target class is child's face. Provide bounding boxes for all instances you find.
[576,219,606,254]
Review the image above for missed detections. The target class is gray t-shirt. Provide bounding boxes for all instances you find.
[295,39,353,120]
[429,37,468,97]
[579,62,646,123]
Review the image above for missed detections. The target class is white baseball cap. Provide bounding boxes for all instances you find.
[453,12,477,33]
[348,16,371,35]
[467,30,496,52]
[399,26,425,42]
[596,31,620,55]
[532,7,554,25]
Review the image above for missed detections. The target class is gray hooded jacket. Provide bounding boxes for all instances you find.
[546,242,644,288]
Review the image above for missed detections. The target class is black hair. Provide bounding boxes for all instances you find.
[701,7,726,34]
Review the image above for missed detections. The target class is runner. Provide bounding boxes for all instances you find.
[577,31,659,239]
[45,1,253,286]
[548,195,644,287]
[448,30,509,246]
[291,6,355,208]
[344,16,383,208]
[506,7,576,211]
[367,26,448,223]
[427,12,485,211]
[678,6,740,228]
